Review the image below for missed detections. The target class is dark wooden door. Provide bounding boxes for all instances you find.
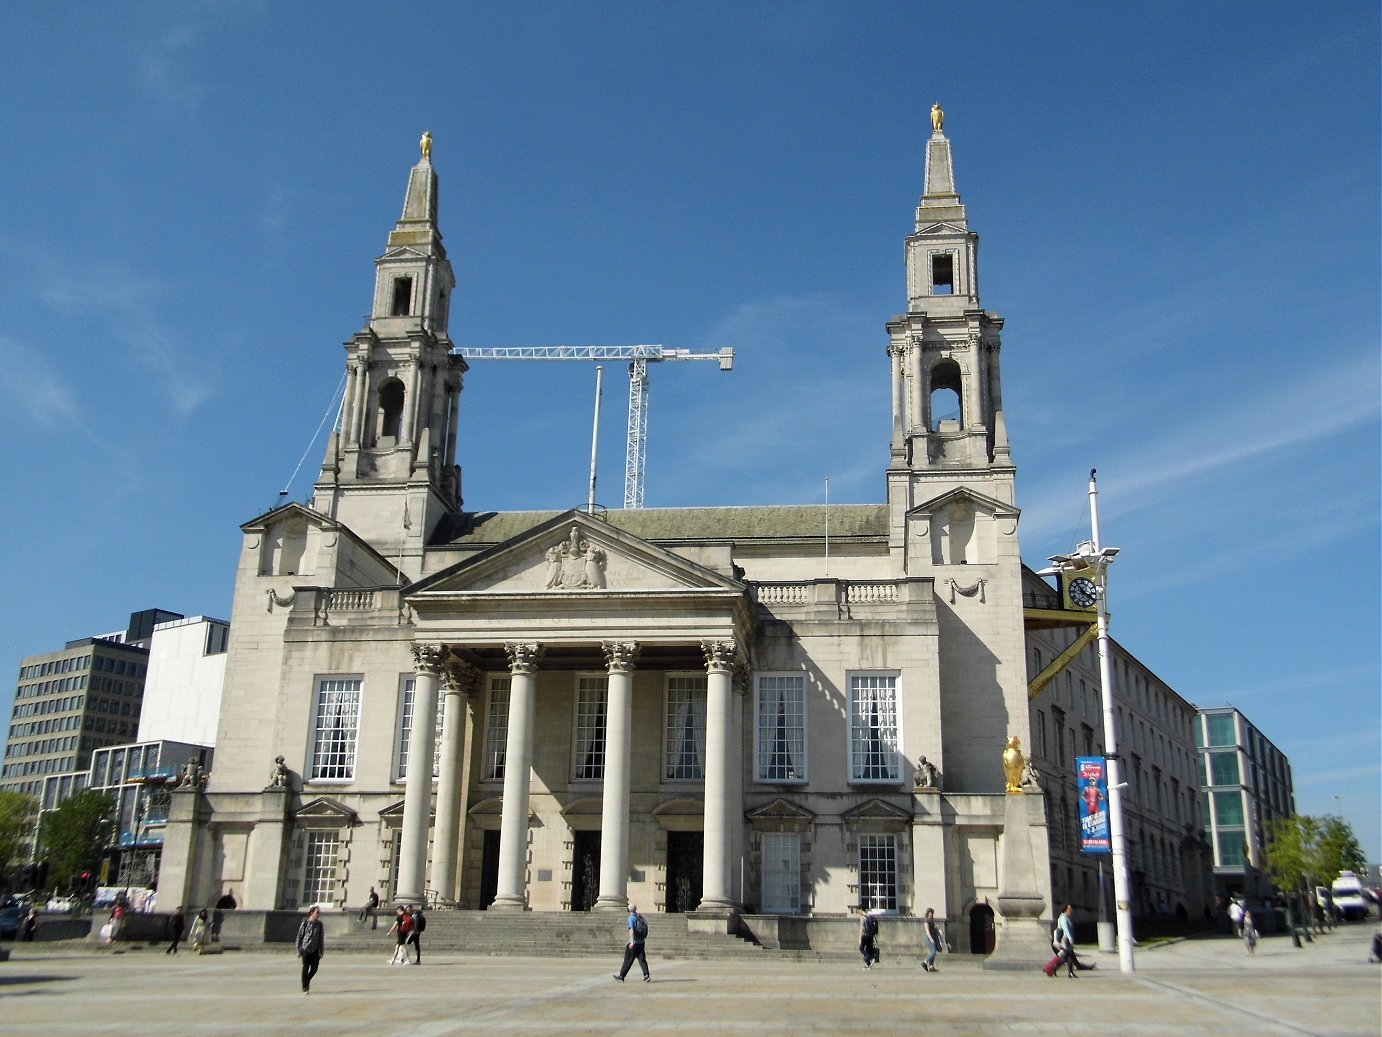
[665,831,703,913]
[571,830,601,911]
[479,830,501,909]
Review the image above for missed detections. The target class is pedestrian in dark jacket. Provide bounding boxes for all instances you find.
[296,906,325,993]
[165,906,186,955]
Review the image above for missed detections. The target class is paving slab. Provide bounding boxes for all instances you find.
[1,928,1377,1036]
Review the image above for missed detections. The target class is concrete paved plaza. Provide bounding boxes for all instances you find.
[2,928,1378,1036]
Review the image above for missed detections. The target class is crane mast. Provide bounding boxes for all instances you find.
[452,344,733,508]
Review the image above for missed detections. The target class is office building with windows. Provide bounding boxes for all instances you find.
[1,609,181,798]
[158,121,1056,953]
[1195,706,1294,900]
[1022,570,1214,921]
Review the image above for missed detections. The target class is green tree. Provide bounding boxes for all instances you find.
[0,790,39,882]
[1265,814,1368,895]
[42,790,115,891]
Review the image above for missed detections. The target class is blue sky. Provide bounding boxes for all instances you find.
[2,3,1378,858]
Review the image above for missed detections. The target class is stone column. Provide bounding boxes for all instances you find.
[492,642,543,910]
[698,639,738,913]
[342,360,361,445]
[888,342,906,457]
[395,643,445,905]
[595,641,639,911]
[430,660,479,905]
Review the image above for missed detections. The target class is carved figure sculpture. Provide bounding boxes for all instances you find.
[1021,760,1042,793]
[544,545,564,589]
[582,541,607,589]
[419,130,432,160]
[931,103,944,134]
[1002,736,1026,794]
[915,755,941,790]
[542,526,609,590]
[269,755,289,788]
[177,756,203,789]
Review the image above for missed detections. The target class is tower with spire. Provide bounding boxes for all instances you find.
[312,138,467,566]
[886,107,1015,573]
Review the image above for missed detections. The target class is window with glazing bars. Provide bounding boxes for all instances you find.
[573,676,608,780]
[858,834,897,911]
[756,674,805,782]
[310,677,361,780]
[301,830,339,907]
[483,677,510,780]
[396,677,446,782]
[664,675,706,780]
[849,674,899,782]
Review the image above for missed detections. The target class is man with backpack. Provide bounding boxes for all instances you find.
[613,904,650,982]
[859,909,881,969]
[409,905,427,963]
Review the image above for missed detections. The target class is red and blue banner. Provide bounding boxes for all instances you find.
[1076,756,1110,854]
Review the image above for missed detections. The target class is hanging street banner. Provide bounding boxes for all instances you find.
[1077,756,1111,854]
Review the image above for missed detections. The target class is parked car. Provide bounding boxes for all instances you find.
[45,895,80,914]
[0,897,24,937]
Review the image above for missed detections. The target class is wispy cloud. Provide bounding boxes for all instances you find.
[0,335,82,427]
[1020,348,1381,547]
[41,265,213,417]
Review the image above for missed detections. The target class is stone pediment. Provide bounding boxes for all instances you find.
[379,246,429,261]
[294,797,358,827]
[746,798,815,831]
[841,798,913,830]
[409,511,745,598]
[908,486,1017,521]
[915,221,967,236]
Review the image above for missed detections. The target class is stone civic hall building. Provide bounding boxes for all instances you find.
[159,121,1054,946]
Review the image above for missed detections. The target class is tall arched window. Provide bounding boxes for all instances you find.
[377,379,405,443]
[929,360,962,430]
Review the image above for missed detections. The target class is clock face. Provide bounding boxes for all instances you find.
[1068,577,1098,608]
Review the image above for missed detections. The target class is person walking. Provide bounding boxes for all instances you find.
[921,908,942,973]
[858,909,880,969]
[408,905,426,964]
[189,909,209,953]
[358,886,380,928]
[612,904,650,982]
[19,908,40,942]
[1228,897,1245,938]
[1242,910,1258,957]
[165,906,186,955]
[386,907,413,965]
[1044,904,1095,977]
[296,905,325,993]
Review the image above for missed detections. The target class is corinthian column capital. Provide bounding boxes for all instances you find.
[504,642,544,674]
[411,642,447,676]
[602,641,641,673]
[442,659,482,696]
[700,639,738,673]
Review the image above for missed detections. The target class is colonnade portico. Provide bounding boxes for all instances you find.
[391,635,742,914]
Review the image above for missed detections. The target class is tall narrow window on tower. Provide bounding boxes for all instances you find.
[391,276,413,316]
[931,253,955,295]
[376,380,405,443]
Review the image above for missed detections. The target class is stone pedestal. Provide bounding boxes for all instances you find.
[983,793,1050,970]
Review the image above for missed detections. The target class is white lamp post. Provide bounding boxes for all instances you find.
[1040,469,1135,974]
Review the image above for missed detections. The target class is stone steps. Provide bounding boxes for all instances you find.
[325,911,765,959]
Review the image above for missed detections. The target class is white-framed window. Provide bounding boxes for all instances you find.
[482,676,510,780]
[664,674,707,780]
[301,830,340,907]
[755,674,806,783]
[848,673,900,782]
[761,831,801,914]
[572,675,608,780]
[394,676,446,782]
[309,676,362,780]
[858,834,898,912]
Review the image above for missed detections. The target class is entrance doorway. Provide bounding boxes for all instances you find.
[665,831,703,913]
[570,830,601,911]
[969,902,996,954]
[479,830,500,909]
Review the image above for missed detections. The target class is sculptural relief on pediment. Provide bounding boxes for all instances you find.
[543,525,608,590]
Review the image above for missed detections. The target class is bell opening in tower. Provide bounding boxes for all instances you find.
[931,253,954,295]
[391,276,413,316]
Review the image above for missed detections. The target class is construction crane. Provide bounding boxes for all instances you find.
[452,344,734,508]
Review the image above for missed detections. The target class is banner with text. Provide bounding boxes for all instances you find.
[1076,756,1111,854]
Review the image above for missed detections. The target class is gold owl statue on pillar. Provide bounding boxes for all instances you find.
[1002,735,1026,794]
